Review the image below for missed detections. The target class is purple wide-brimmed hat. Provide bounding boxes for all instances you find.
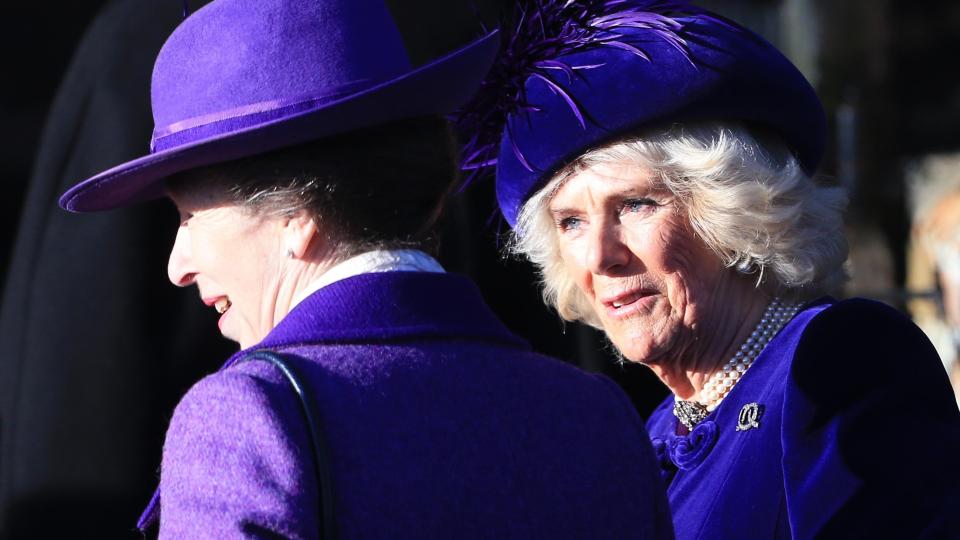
[457,1,825,227]
[60,0,499,212]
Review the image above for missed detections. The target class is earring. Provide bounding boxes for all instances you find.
[286,248,295,258]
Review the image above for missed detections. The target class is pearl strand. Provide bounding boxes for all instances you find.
[699,298,800,412]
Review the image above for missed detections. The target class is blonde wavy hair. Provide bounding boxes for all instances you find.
[510,123,849,327]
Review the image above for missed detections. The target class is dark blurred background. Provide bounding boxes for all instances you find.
[1,1,959,538]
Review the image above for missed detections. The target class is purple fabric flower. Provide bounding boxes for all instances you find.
[669,420,719,470]
[652,419,719,475]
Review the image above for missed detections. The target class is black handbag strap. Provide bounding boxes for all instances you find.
[241,350,336,538]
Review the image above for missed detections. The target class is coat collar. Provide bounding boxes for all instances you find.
[230,271,529,363]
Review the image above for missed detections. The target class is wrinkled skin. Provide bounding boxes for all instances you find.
[548,162,770,398]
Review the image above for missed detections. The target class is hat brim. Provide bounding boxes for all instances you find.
[60,30,500,212]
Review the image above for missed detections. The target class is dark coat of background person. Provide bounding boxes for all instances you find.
[0,1,231,538]
[0,1,666,539]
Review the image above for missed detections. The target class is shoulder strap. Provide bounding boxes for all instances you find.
[241,350,336,538]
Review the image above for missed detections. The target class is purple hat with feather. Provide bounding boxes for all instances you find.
[59,0,499,212]
[457,0,826,227]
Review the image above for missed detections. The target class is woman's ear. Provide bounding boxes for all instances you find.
[281,210,319,259]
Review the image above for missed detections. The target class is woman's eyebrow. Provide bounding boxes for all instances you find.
[548,204,581,216]
[548,186,659,214]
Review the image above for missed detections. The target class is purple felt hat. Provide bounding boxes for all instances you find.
[457,1,825,227]
[60,0,499,212]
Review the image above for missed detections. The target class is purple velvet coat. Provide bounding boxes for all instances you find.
[142,271,674,538]
[647,298,960,539]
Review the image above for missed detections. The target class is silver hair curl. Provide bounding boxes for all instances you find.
[510,123,849,327]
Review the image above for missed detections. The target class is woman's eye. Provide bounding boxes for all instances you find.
[557,216,583,231]
[621,198,658,214]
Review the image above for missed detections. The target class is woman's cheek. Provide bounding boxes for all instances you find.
[558,237,586,274]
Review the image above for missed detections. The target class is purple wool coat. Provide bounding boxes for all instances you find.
[647,298,960,539]
[140,271,675,539]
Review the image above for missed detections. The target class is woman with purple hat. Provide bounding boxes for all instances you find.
[59,0,677,537]
[459,1,960,538]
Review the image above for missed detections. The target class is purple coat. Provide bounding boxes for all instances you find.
[142,272,674,538]
[647,298,960,539]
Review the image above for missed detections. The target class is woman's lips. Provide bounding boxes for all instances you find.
[215,299,232,331]
[202,296,232,331]
[602,290,656,317]
[214,298,232,314]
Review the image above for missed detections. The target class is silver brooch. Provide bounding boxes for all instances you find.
[673,400,709,431]
[736,402,763,431]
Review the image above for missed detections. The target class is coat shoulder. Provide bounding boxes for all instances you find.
[782,297,960,539]
[160,362,319,538]
[793,297,945,396]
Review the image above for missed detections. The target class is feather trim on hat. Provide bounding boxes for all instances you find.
[455,0,725,185]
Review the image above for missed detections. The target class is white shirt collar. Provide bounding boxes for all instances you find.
[290,249,445,309]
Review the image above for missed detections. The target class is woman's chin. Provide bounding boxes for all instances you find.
[598,320,654,363]
[605,325,682,369]
[603,332,654,364]
[617,347,656,365]
[217,315,249,348]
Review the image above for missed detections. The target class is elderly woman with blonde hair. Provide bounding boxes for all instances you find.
[460,1,960,538]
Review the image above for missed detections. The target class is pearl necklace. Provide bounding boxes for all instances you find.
[673,298,800,430]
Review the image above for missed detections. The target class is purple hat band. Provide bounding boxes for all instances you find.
[149,79,372,153]
[60,0,500,212]
[489,6,825,227]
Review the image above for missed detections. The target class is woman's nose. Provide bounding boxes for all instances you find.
[167,225,197,287]
[585,221,631,275]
